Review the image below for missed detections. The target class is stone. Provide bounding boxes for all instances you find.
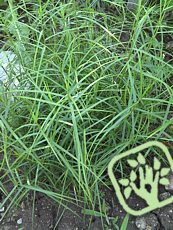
[0,51,20,85]
[0,205,5,212]
[127,0,148,11]
[158,205,173,230]
[127,0,139,10]
[0,50,29,100]
[17,218,22,225]
[135,214,160,230]
[165,173,173,193]
[89,218,103,230]
[159,192,171,201]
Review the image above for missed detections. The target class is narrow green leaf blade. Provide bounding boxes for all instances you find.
[120,214,129,230]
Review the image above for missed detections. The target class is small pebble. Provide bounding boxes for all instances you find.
[17,218,23,225]
[127,0,139,10]
[0,207,5,212]
[135,214,159,230]
[159,192,171,201]
[165,173,173,193]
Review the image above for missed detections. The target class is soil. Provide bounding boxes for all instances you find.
[0,184,173,230]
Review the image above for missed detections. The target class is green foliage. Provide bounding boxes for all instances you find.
[0,0,173,228]
[120,214,129,230]
[0,0,7,4]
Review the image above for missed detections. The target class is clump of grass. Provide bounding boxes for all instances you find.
[0,0,173,226]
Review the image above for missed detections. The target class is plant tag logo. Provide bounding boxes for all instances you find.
[108,141,173,216]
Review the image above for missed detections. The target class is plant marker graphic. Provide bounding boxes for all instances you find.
[108,141,173,216]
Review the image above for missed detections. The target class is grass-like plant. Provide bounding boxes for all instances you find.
[0,0,173,228]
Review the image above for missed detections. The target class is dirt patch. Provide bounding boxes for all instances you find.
[1,186,173,229]
[0,193,56,230]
